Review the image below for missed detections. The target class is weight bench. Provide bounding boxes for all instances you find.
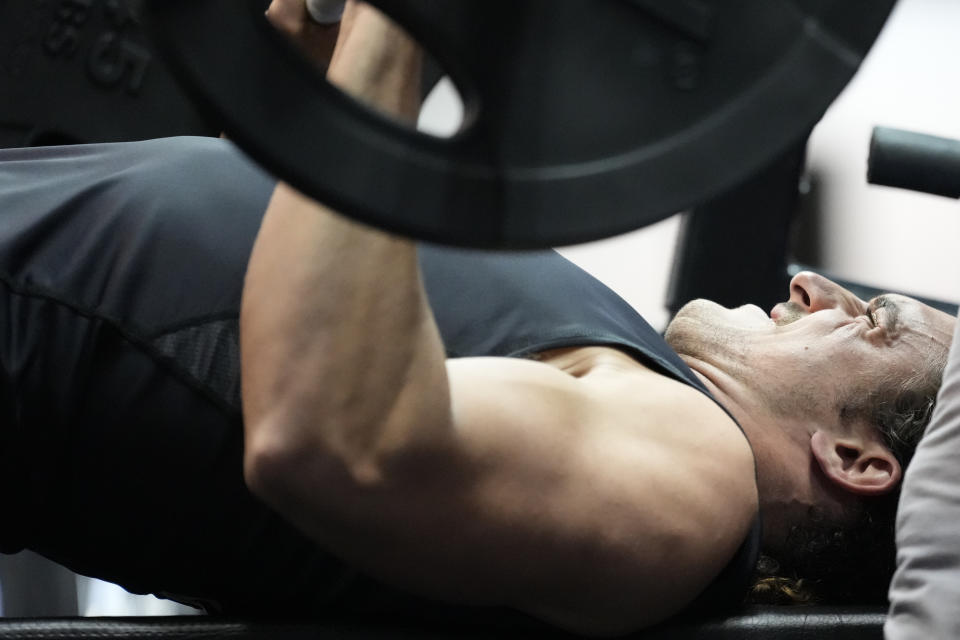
[0,606,887,640]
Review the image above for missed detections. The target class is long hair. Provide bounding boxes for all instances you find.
[747,355,946,605]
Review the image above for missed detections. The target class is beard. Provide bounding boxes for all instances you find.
[665,299,753,366]
[664,299,827,420]
[772,300,806,326]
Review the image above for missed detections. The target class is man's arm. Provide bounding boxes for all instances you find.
[243,0,435,473]
[242,3,757,633]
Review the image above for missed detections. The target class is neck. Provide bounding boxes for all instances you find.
[680,354,818,550]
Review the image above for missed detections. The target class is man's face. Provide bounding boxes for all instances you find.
[665,272,955,419]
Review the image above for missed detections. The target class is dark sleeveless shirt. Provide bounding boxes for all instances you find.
[0,137,759,618]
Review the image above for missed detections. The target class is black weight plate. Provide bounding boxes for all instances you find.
[141,0,895,249]
[0,0,221,149]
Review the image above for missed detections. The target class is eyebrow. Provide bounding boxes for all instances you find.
[872,295,901,333]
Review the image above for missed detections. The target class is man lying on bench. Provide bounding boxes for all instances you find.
[0,0,952,634]
[240,1,955,634]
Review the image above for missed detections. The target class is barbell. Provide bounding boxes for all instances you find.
[140,0,896,249]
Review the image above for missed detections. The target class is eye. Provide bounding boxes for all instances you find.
[865,307,877,327]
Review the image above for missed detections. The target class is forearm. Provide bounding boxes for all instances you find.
[241,5,446,490]
[241,191,447,471]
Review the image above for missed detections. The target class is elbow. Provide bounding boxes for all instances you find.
[243,421,304,506]
[243,413,326,507]
[243,414,389,510]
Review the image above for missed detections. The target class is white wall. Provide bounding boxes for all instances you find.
[800,0,960,304]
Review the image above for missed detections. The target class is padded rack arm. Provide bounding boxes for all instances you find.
[868,126,960,199]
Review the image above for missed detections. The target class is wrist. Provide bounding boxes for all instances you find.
[266,0,341,69]
[327,5,423,122]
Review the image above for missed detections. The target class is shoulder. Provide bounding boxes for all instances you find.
[584,354,758,621]
[581,348,758,535]
[447,350,759,631]
[541,346,756,481]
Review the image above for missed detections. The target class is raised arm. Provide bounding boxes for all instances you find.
[241,0,443,497]
[241,3,758,634]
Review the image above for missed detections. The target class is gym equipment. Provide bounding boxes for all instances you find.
[0,605,888,640]
[140,0,896,249]
[668,136,808,316]
[868,126,960,199]
[669,126,960,321]
[306,0,346,25]
[0,0,220,149]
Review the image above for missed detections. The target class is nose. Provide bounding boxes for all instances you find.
[788,271,862,315]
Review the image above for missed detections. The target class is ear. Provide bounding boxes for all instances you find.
[809,430,902,496]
